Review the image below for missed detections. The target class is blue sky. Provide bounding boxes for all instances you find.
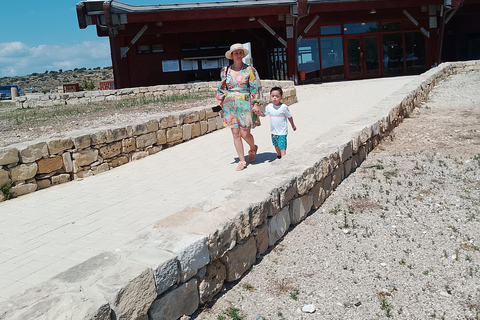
[0,0,215,78]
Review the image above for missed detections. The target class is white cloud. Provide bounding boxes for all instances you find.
[0,40,111,77]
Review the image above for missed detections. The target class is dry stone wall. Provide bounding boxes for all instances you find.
[1,61,479,319]
[0,80,296,201]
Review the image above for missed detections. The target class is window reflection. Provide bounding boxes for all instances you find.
[382,33,404,75]
[405,32,426,74]
[321,37,344,80]
[344,22,379,34]
[298,39,320,74]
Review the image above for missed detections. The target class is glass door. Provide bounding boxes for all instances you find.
[345,35,381,79]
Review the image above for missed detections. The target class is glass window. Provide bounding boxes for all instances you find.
[181,43,197,51]
[321,26,341,35]
[200,42,216,50]
[382,22,402,32]
[320,37,344,80]
[298,39,320,75]
[137,45,150,54]
[344,22,379,34]
[382,33,404,75]
[152,44,164,53]
[405,32,426,74]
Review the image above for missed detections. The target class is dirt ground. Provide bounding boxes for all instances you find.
[0,96,217,148]
[192,72,480,320]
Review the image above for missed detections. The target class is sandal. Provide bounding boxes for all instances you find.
[247,145,258,162]
[236,161,247,171]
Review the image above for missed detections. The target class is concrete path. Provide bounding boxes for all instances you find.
[0,75,418,302]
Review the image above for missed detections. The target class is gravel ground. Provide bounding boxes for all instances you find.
[193,72,480,320]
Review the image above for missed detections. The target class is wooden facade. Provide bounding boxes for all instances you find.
[76,0,480,88]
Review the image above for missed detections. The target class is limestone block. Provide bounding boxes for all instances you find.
[62,152,73,172]
[199,109,206,121]
[91,130,114,145]
[208,222,237,261]
[122,138,136,153]
[207,118,217,133]
[338,141,353,163]
[148,146,163,155]
[37,155,63,174]
[75,169,94,179]
[173,236,210,282]
[297,166,315,196]
[200,120,208,135]
[146,119,160,132]
[198,259,226,304]
[235,211,252,242]
[253,224,269,255]
[99,141,122,159]
[331,166,342,190]
[358,145,366,164]
[133,123,148,136]
[166,127,183,143]
[314,157,330,182]
[323,174,333,198]
[290,193,313,224]
[47,138,74,155]
[311,181,326,210]
[73,149,98,166]
[37,178,51,189]
[148,279,199,320]
[343,158,352,179]
[109,156,129,167]
[183,111,199,124]
[191,123,201,138]
[0,147,19,166]
[159,115,175,129]
[73,134,92,150]
[112,127,129,141]
[0,169,11,188]
[278,177,297,208]
[11,163,38,182]
[0,192,4,202]
[183,124,192,141]
[136,132,157,149]
[220,236,256,282]
[129,247,179,296]
[250,201,268,230]
[268,206,291,247]
[156,130,167,145]
[18,142,48,163]
[52,173,70,185]
[11,182,37,197]
[132,151,149,161]
[92,163,109,175]
[216,116,224,130]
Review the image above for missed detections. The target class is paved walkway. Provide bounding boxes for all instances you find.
[0,76,418,302]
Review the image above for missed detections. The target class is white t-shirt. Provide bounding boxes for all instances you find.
[263,103,292,135]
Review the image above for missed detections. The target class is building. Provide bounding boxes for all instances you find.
[76,0,480,88]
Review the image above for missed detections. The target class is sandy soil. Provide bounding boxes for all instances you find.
[192,72,480,320]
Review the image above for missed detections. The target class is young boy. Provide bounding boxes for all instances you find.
[260,87,296,159]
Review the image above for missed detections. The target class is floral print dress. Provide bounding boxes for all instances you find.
[216,63,263,129]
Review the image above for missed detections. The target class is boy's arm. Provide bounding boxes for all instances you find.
[288,117,296,131]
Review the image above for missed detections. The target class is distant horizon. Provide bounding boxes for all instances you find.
[0,0,236,78]
[0,66,114,80]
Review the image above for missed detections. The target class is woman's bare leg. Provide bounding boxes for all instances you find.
[231,128,246,163]
[239,128,255,151]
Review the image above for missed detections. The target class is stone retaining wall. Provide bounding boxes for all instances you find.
[0,80,296,201]
[1,61,479,320]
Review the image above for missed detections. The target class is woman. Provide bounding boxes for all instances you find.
[216,43,263,171]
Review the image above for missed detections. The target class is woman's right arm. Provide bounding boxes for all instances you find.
[216,66,228,105]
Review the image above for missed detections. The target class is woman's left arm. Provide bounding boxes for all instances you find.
[248,66,263,114]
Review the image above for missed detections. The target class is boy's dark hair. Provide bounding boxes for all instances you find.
[270,86,283,96]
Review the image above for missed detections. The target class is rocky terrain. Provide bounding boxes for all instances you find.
[0,67,113,94]
[192,72,480,320]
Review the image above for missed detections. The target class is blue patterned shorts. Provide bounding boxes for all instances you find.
[271,134,287,150]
